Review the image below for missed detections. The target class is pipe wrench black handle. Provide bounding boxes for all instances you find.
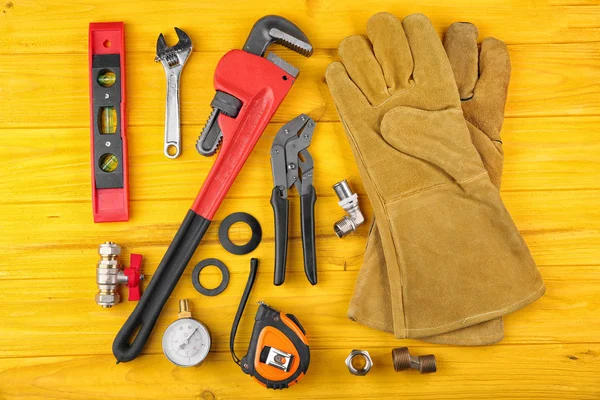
[300,185,317,285]
[271,187,289,286]
[112,210,210,363]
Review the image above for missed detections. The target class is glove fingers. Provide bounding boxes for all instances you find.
[338,35,389,105]
[470,37,511,141]
[443,22,479,100]
[366,12,414,92]
[325,61,371,116]
[402,14,454,87]
[461,37,511,142]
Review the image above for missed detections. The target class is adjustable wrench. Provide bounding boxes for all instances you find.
[113,16,312,363]
[155,27,192,159]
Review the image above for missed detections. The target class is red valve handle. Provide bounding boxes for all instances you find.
[124,253,143,301]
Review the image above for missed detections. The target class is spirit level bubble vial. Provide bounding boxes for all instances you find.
[89,22,129,222]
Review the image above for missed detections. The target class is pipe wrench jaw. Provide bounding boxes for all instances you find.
[196,15,313,157]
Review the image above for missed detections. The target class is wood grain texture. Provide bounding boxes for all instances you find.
[1,43,599,129]
[1,0,599,399]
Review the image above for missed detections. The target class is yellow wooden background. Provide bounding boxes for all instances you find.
[1,0,599,399]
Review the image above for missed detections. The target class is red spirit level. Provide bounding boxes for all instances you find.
[88,22,129,222]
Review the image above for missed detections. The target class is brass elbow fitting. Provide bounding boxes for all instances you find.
[391,347,437,374]
[332,180,364,238]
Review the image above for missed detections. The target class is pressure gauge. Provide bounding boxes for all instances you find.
[162,299,211,367]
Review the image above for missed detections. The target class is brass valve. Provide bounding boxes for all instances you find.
[95,242,144,308]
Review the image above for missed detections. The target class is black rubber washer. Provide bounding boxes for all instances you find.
[218,212,262,255]
[192,258,230,296]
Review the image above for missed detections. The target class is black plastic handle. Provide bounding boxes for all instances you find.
[270,187,289,286]
[112,210,211,363]
[300,185,317,285]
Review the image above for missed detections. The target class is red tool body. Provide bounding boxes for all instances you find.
[192,50,295,218]
[113,16,313,363]
[89,22,129,222]
[124,254,143,301]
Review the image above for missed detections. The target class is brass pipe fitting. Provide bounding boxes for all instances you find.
[332,180,364,238]
[95,242,144,308]
[392,347,436,374]
[95,242,122,308]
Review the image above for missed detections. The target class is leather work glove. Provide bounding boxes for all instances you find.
[326,13,545,340]
[348,22,515,345]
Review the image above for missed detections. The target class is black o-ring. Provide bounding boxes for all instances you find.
[192,258,230,296]
[218,212,262,255]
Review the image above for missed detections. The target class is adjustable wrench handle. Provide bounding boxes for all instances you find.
[163,67,182,158]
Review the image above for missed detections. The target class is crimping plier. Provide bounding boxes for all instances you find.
[270,114,317,286]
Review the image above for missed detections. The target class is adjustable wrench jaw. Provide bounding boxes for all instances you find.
[155,27,193,66]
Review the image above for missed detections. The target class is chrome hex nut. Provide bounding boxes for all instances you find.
[346,349,373,376]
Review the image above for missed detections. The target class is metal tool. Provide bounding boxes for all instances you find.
[89,22,129,222]
[95,242,143,308]
[332,179,364,237]
[346,350,373,376]
[196,16,313,156]
[230,259,310,389]
[162,299,211,367]
[391,347,437,374]
[155,27,192,159]
[112,16,312,364]
[270,114,317,286]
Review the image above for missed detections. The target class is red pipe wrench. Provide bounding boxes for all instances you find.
[113,16,312,363]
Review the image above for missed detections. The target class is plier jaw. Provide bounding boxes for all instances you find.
[270,114,317,286]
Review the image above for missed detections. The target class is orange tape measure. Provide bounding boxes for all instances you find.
[230,259,310,389]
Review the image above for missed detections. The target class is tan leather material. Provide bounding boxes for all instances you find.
[350,23,510,345]
[327,14,545,342]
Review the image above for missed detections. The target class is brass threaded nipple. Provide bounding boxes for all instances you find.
[417,354,437,374]
[392,347,437,374]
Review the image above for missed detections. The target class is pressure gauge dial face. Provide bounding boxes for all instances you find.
[162,318,211,367]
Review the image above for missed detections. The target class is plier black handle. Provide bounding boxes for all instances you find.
[270,114,317,286]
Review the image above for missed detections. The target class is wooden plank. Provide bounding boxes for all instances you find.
[0,43,599,129]
[0,266,598,359]
[1,118,599,206]
[501,117,600,191]
[0,186,598,283]
[1,0,599,55]
[0,344,598,400]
